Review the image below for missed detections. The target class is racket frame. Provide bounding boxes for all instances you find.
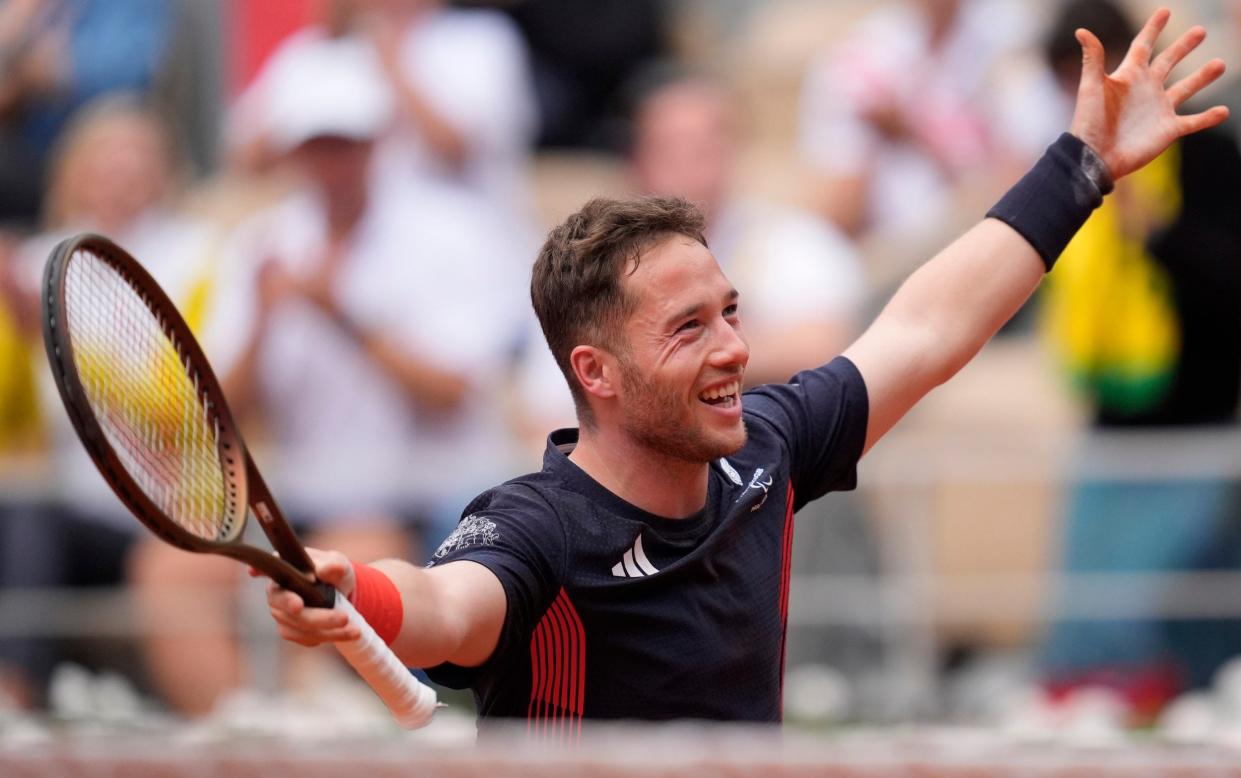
[42,233,333,608]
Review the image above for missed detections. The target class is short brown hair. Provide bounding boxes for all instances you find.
[531,195,707,426]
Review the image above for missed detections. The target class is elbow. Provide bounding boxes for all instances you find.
[907,323,980,391]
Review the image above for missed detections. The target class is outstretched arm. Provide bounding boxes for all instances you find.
[265,550,506,669]
[842,8,1227,455]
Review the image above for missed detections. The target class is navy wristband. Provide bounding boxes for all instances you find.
[986,133,1114,271]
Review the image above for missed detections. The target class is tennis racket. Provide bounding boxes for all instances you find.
[41,233,438,728]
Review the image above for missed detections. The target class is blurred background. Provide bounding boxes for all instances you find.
[0,0,1240,759]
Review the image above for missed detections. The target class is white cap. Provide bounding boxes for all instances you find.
[264,35,393,152]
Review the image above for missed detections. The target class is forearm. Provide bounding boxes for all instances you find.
[366,559,457,667]
[845,134,1112,452]
[871,219,1043,386]
[846,221,1042,451]
[366,559,503,669]
[879,132,1114,380]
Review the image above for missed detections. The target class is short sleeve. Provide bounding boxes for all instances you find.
[742,356,869,509]
[422,484,564,687]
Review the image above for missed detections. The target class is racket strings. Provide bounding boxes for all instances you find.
[64,249,234,541]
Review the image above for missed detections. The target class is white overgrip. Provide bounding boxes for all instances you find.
[332,594,439,729]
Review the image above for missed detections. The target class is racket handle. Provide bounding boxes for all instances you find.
[332,595,439,729]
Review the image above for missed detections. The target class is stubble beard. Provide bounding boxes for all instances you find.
[618,359,747,464]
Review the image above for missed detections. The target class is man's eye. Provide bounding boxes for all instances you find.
[724,304,739,318]
[677,319,701,333]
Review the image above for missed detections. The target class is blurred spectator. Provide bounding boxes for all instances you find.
[1034,0,1241,723]
[0,94,218,708]
[361,0,537,214]
[796,0,1035,241]
[0,0,196,229]
[133,36,527,716]
[230,0,537,219]
[502,0,667,150]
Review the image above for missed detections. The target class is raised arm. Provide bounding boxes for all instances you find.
[265,550,506,669]
[842,8,1227,455]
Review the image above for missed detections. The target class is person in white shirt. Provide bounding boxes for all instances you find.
[230,0,537,223]
[357,0,538,212]
[133,41,527,716]
[797,0,1035,241]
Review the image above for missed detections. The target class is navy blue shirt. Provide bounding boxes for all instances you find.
[425,357,868,734]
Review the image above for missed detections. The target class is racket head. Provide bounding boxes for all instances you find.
[42,233,250,553]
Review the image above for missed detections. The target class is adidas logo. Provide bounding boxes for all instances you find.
[611,533,659,578]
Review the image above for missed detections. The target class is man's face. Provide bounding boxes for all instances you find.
[76,115,168,229]
[610,236,749,462]
[292,135,373,196]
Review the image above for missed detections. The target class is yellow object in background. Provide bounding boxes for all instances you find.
[1042,146,1182,417]
[0,303,42,452]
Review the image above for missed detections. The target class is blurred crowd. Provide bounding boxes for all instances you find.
[0,0,1238,733]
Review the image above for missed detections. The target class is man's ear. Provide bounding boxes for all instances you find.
[569,344,618,402]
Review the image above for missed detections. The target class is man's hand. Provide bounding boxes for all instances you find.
[1069,7,1228,180]
[261,548,360,647]
[258,548,507,669]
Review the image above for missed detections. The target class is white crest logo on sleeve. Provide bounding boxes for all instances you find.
[718,457,743,486]
[434,514,500,559]
[740,467,774,512]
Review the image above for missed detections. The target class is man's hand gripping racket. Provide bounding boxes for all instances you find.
[41,234,438,728]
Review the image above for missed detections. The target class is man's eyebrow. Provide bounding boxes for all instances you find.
[665,289,740,327]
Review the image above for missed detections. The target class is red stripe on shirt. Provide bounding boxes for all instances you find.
[548,596,568,740]
[527,588,586,741]
[777,481,796,714]
[565,594,586,739]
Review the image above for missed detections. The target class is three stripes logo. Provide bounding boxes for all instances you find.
[610,532,659,578]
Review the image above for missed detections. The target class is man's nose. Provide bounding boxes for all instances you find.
[709,320,749,369]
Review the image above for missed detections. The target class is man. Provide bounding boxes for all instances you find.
[265,9,1228,732]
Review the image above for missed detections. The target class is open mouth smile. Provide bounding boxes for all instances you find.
[698,380,740,409]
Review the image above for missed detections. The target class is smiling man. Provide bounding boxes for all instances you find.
[263,9,1229,736]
